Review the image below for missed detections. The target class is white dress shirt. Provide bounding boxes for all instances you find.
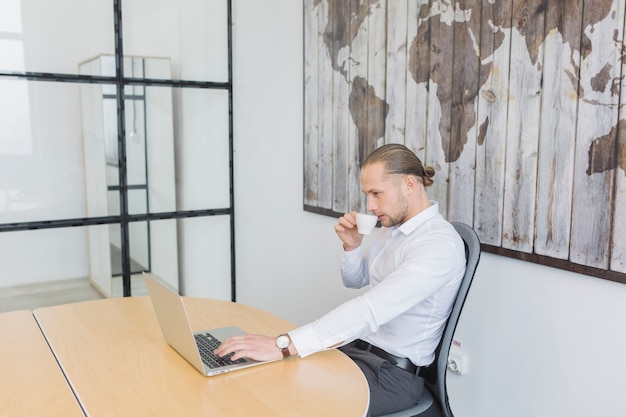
[289,202,466,366]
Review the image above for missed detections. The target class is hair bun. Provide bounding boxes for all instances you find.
[423,166,435,178]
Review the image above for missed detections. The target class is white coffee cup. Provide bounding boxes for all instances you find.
[356,213,378,235]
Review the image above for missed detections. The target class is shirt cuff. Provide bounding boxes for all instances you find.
[341,245,362,261]
[288,323,327,358]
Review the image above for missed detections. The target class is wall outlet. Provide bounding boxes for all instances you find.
[447,347,468,375]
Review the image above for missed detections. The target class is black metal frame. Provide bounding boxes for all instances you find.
[0,0,236,300]
[105,78,151,277]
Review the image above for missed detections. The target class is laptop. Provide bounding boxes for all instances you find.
[143,272,279,376]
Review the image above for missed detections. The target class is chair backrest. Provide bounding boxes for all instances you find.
[424,222,481,417]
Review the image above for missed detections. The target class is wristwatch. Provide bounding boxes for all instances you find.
[275,334,291,358]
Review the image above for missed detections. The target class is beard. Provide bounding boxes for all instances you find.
[380,196,410,227]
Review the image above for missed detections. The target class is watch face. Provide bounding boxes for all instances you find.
[276,335,290,349]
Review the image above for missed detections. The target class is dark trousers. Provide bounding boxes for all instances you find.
[339,341,425,417]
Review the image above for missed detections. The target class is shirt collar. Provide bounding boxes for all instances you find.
[390,201,440,236]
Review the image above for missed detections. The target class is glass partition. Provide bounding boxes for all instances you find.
[178,215,232,300]
[0,226,105,311]
[0,0,113,74]
[0,79,93,223]
[174,87,231,211]
[122,0,229,82]
[0,0,233,305]
[110,218,179,298]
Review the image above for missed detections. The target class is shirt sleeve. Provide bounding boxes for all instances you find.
[339,246,369,289]
[289,295,377,357]
[289,230,461,359]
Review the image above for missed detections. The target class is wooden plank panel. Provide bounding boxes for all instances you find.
[331,0,352,214]
[425,0,454,217]
[533,0,582,259]
[611,0,626,273]
[501,0,544,252]
[447,0,480,224]
[303,0,320,207]
[405,0,430,161]
[474,0,512,246]
[367,0,388,154]
[384,0,408,145]
[570,0,621,268]
[347,0,371,213]
[346,0,387,179]
[317,0,334,210]
[303,0,626,283]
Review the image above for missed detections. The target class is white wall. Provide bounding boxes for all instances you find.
[232,0,358,323]
[232,2,626,416]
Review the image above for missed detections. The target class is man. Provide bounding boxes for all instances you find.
[215,144,466,416]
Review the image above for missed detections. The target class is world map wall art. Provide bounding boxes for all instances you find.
[303,0,626,284]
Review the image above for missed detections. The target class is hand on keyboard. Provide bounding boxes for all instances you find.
[214,334,295,362]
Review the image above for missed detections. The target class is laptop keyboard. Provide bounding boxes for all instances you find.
[194,333,247,369]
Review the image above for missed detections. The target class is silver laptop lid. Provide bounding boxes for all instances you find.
[143,272,208,374]
[143,272,275,376]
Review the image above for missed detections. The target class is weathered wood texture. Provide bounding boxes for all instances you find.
[303,0,626,283]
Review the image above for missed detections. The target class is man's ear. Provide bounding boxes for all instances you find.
[404,174,419,193]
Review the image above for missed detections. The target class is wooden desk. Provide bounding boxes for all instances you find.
[0,310,84,417]
[34,297,369,417]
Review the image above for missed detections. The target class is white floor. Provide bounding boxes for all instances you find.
[0,278,104,313]
[0,275,149,312]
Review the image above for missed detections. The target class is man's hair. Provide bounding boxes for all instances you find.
[362,144,435,187]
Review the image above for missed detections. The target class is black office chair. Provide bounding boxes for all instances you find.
[381,222,481,417]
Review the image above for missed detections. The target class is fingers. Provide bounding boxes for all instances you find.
[214,334,282,362]
[214,335,248,360]
[335,211,363,251]
[334,211,355,234]
[341,211,357,228]
[213,335,237,357]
